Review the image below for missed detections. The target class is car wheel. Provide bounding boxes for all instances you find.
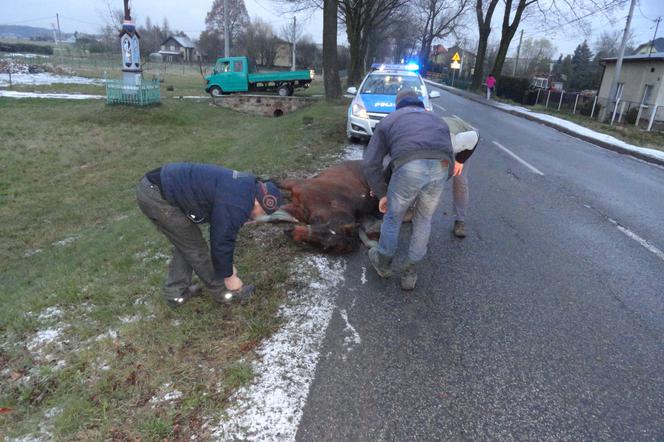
[278,85,290,97]
[209,86,223,97]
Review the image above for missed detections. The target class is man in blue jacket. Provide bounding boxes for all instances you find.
[136,163,284,307]
[363,88,454,290]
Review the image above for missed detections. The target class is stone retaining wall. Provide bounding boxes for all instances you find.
[212,94,317,117]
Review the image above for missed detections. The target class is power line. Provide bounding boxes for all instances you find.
[521,0,629,39]
[636,0,658,21]
[0,16,56,26]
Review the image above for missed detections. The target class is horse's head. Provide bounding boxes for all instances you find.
[284,222,359,254]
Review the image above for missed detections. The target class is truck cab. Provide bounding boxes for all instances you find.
[207,57,253,94]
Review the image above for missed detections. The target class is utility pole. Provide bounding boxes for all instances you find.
[513,29,523,77]
[291,16,297,71]
[56,13,62,42]
[223,0,230,57]
[648,17,661,59]
[606,0,636,122]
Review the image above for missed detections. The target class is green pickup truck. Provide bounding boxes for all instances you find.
[205,56,314,97]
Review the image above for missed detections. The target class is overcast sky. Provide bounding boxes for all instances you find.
[1,0,661,57]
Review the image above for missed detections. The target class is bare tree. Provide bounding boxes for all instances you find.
[205,0,250,53]
[339,0,408,86]
[470,0,500,90]
[323,0,342,98]
[518,37,555,76]
[412,0,470,70]
[487,0,626,81]
[489,0,536,78]
[237,18,281,66]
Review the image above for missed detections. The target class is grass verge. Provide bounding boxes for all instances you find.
[0,94,348,440]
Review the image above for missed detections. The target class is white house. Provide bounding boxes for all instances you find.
[598,38,664,125]
[158,35,203,62]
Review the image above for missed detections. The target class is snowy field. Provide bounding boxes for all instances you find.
[0,72,103,88]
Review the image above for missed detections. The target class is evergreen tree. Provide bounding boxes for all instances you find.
[560,54,573,85]
[570,40,593,90]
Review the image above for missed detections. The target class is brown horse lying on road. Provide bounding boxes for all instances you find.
[256,160,380,253]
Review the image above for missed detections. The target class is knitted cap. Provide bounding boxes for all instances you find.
[256,181,284,214]
[396,88,419,106]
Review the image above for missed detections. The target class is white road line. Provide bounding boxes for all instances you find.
[606,218,664,262]
[492,141,544,176]
[434,103,447,112]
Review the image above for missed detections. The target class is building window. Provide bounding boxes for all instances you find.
[641,84,653,105]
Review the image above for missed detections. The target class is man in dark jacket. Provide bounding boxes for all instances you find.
[363,88,454,290]
[136,163,284,307]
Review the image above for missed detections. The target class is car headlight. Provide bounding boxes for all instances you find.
[352,97,368,119]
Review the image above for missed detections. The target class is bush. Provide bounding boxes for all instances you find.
[496,76,530,103]
[578,99,600,117]
[625,106,639,124]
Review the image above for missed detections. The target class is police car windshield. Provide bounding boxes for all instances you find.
[360,73,424,95]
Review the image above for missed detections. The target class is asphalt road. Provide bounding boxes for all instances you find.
[295,87,664,441]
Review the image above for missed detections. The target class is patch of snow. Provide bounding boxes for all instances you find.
[136,250,171,262]
[95,328,118,342]
[213,255,345,441]
[339,308,361,360]
[52,235,80,247]
[44,406,63,419]
[38,306,63,321]
[23,248,43,257]
[493,102,664,163]
[0,90,104,100]
[2,52,51,59]
[27,325,66,352]
[119,314,141,324]
[149,383,183,406]
[0,72,103,87]
[341,143,364,161]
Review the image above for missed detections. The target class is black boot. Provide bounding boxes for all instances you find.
[368,247,392,278]
[165,284,203,308]
[453,220,466,238]
[211,284,256,305]
[400,260,418,291]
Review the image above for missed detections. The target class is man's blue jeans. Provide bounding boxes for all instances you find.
[378,159,447,262]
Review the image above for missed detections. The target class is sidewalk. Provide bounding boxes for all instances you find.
[425,79,664,168]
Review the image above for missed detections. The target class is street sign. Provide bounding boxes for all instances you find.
[451,60,461,70]
[452,52,461,62]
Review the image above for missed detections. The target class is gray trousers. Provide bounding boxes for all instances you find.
[453,163,469,222]
[136,177,225,300]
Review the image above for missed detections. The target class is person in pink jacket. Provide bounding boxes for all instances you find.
[486,74,496,100]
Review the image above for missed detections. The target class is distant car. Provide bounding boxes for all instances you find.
[346,63,441,141]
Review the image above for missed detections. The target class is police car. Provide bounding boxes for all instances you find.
[346,63,441,141]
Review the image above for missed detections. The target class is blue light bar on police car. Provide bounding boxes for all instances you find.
[370,63,420,72]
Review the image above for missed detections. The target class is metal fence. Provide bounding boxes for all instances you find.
[105,79,161,106]
[529,89,662,132]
